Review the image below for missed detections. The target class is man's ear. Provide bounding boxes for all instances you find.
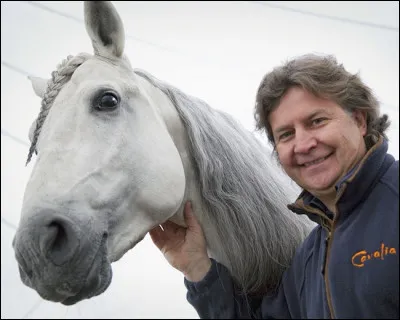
[28,76,49,99]
[352,109,367,136]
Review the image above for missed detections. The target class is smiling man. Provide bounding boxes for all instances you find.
[268,86,369,213]
[150,54,399,318]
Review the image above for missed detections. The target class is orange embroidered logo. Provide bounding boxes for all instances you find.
[352,243,397,268]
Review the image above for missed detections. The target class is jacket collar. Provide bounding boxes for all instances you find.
[288,135,393,223]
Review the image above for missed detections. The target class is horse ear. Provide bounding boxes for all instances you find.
[83,1,125,59]
[28,119,37,142]
[28,76,48,99]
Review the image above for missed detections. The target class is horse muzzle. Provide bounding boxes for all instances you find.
[12,208,112,304]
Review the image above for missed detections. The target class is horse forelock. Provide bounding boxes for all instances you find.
[26,53,92,166]
[134,69,314,294]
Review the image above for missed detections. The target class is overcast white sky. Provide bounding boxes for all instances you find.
[1,1,399,319]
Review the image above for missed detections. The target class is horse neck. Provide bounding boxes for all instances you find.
[135,75,232,266]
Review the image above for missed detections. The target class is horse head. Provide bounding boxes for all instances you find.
[12,1,189,305]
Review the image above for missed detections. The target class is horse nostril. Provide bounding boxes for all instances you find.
[48,221,68,253]
[40,218,79,266]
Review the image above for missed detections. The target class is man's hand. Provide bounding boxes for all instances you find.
[149,201,211,282]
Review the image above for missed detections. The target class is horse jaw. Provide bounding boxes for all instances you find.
[132,75,227,263]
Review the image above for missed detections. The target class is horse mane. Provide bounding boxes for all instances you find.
[134,69,315,294]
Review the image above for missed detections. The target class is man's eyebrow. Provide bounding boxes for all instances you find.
[307,109,331,120]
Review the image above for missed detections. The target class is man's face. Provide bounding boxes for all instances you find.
[269,86,367,198]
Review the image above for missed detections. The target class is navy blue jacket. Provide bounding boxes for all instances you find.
[185,136,399,318]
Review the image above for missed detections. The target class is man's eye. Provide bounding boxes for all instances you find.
[279,131,293,140]
[311,118,327,126]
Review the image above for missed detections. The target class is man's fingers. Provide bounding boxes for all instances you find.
[161,220,182,234]
[150,201,200,251]
[149,225,167,250]
[184,201,201,230]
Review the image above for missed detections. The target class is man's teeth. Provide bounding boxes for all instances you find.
[304,156,328,167]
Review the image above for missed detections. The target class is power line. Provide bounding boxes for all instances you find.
[1,127,30,147]
[23,1,211,63]
[22,0,399,73]
[23,1,247,72]
[26,0,400,33]
[21,298,43,319]
[1,217,17,230]
[249,1,399,32]
[1,61,32,78]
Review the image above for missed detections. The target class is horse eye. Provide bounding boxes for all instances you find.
[97,92,119,110]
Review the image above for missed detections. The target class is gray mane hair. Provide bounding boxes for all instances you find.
[135,69,314,294]
[26,53,91,166]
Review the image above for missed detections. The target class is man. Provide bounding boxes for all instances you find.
[149,54,399,318]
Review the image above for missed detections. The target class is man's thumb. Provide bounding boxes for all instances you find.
[184,201,200,229]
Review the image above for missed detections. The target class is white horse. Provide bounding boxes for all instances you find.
[12,1,315,306]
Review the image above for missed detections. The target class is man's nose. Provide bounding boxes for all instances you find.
[293,130,317,154]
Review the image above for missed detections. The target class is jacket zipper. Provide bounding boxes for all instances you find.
[323,229,336,319]
[289,204,339,318]
[290,181,351,318]
[323,185,349,318]
[300,208,336,318]
[323,185,346,319]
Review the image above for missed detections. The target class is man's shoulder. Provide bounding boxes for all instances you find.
[379,158,398,197]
